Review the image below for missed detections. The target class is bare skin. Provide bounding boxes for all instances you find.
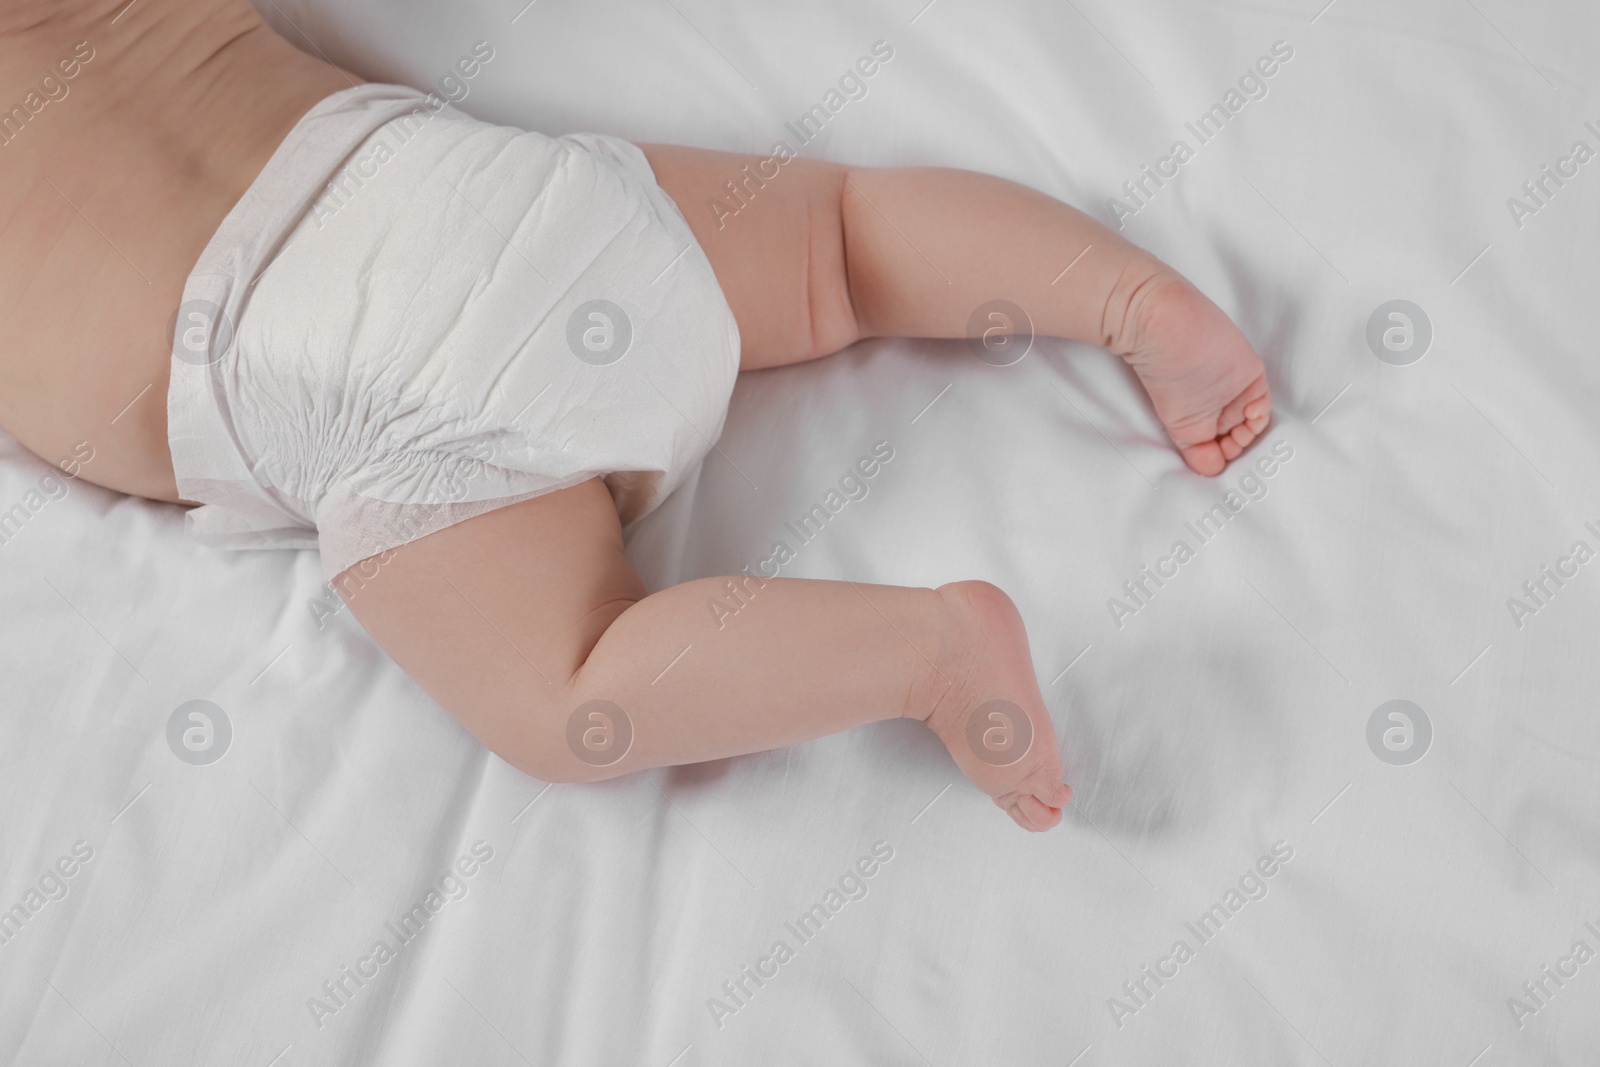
[1,0,1271,831]
[0,0,356,501]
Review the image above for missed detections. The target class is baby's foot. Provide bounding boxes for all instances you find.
[915,581,1072,832]
[1109,266,1271,476]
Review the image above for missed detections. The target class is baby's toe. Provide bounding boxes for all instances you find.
[1175,375,1272,476]
[1180,440,1227,476]
[1006,794,1062,832]
[1217,374,1271,435]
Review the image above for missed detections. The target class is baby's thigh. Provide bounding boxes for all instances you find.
[335,479,644,753]
[638,143,859,368]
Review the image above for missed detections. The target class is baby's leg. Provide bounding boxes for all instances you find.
[642,146,1270,473]
[339,480,1070,831]
[346,145,1273,833]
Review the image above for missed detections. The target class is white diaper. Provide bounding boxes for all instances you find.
[168,84,740,581]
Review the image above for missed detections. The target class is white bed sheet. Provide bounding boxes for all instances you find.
[3,0,1599,1063]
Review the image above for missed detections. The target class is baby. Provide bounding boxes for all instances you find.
[2,0,1270,831]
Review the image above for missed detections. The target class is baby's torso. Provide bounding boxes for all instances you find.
[0,127,234,502]
[0,25,352,502]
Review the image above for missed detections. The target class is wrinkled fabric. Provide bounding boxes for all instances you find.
[167,83,740,580]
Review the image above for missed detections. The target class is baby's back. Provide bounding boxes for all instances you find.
[0,2,355,501]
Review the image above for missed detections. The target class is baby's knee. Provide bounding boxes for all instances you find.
[464,689,632,786]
